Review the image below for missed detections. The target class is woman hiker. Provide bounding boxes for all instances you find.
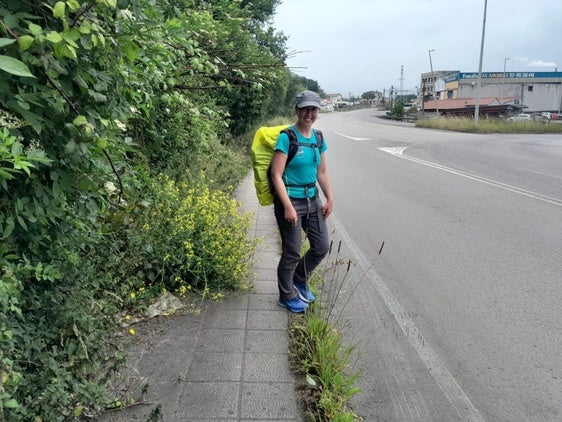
[270,90,334,313]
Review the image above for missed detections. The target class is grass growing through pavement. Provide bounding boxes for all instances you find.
[288,239,385,421]
[289,307,360,422]
[416,117,562,133]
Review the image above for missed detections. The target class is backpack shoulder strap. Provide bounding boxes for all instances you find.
[281,127,299,163]
[282,127,324,165]
[280,127,298,144]
[314,129,324,148]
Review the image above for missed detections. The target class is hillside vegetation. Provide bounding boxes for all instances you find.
[0,0,314,419]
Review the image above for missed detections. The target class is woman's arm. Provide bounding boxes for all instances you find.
[271,150,298,226]
[316,153,334,218]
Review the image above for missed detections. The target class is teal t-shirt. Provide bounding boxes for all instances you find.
[274,126,327,198]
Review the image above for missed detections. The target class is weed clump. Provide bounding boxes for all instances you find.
[288,240,385,421]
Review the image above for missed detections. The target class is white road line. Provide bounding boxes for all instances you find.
[330,213,485,421]
[379,147,562,208]
[334,131,372,141]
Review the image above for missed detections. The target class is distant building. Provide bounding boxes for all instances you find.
[420,70,457,100]
[326,93,343,104]
[420,71,562,116]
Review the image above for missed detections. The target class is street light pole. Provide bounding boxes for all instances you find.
[474,0,488,124]
[428,49,439,115]
[501,57,509,103]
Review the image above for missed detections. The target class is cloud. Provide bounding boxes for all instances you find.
[514,58,557,68]
[274,0,562,93]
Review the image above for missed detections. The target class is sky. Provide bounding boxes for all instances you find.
[271,0,562,97]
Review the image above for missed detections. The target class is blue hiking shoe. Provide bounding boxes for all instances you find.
[294,281,315,303]
[278,296,309,313]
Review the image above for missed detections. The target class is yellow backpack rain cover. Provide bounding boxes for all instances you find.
[251,125,290,206]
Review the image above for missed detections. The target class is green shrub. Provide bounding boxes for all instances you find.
[391,101,405,118]
[127,95,248,190]
[1,253,121,421]
[127,174,256,298]
[0,0,294,417]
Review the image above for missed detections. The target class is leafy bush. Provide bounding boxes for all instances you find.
[127,95,248,190]
[0,0,306,418]
[391,101,405,118]
[125,174,256,298]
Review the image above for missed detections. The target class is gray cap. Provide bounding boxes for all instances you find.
[295,90,323,109]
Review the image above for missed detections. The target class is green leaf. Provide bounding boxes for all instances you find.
[2,218,15,238]
[10,142,23,157]
[0,56,35,78]
[79,21,92,35]
[13,158,35,176]
[124,42,139,62]
[63,29,81,43]
[100,0,117,7]
[18,35,34,52]
[72,74,88,88]
[17,215,28,231]
[0,38,16,48]
[16,100,30,110]
[96,33,106,47]
[74,405,84,417]
[88,90,107,103]
[73,115,88,126]
[0,168,16,181]
[4,399,18,409]
[96,137,107,149]
[54,42,77,59]
[46,32,63,44]
[53,2,66,19]
[65,140,77,154]
[80,35,93,50]
[67,0,81,11]
[15,109,44,134]
[28,23,43,36]
[305,374,317,386]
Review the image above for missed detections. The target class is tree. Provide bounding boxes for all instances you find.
[362,91,377,100]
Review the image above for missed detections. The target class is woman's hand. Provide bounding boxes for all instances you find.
[322,199,333,219]
[284,205,298,227]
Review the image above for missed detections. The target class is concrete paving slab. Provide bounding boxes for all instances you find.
[99,175,303,421]
[240,382,300,420]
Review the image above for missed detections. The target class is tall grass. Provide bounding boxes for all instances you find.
[288,239,385,421]
[416,117,562,133]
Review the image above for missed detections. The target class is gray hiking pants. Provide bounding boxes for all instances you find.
[273,195,330,301]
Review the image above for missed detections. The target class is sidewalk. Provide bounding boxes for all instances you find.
[101,174,302,421]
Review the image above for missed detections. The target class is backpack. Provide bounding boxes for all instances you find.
[251,125,324,206]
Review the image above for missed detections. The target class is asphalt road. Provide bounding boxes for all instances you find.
[313,109,562,422]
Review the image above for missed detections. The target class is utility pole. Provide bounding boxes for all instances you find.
[400,65,404,99]
[421,82,426,118]
[428,49,439,115]
[501,57,509,102]
[474,0,488,124]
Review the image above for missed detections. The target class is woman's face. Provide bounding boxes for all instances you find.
[296,106,319,126]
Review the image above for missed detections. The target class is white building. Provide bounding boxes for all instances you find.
[435,71,562,113]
